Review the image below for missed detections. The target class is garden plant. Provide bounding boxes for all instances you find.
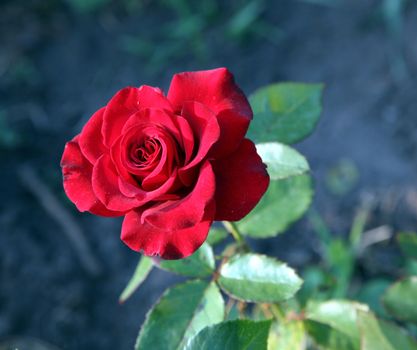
[61,68,417,350]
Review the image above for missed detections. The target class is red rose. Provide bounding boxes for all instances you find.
[61,68,269,259]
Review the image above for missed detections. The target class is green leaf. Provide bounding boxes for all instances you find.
[397,232,417,260]
[256,142,309,181]
[248,82,324,144]
[326,239,354,298]
[185,319,272,350]
[382,276,417,323]
[157,243,215,278]
[236,174,313,238]
[358,311,417,350]
[206,226,228,246]
[356,279,392,317]
[119,256,153,303]
[298,267,332,305]
[305,320,357,350]
[268,320,306,350]
[306,300,369,348]
[136,280,224,350]
[218,253,302,303]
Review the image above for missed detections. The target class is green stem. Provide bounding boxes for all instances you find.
[270,304,286,323]
[222,221,246,245]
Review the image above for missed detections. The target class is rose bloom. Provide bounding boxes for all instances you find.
[61,68,269,259]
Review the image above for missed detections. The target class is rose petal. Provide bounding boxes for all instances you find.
[212,139,269,221]
[61,138,124,217]
[114,124,179,189]
[121,109,194,168]
[111,134,181,203]
[121,202,214,259]
[78,107,107,164]
[167,68,252,157]
[137,132,178,191]
[178,101,220,185]
[176,115,195,164]
[92,154,142,212]
[122,108,181,143]
[118,172,181,202]
[142,160,216,230]
[210,108,251,157]
[103,86,172,147]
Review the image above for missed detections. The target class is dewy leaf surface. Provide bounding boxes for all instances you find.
[256,142,309,181]
[185,319,272,350]
[248,82,324,144]
[135,280,224,350]
[218,253,302,302]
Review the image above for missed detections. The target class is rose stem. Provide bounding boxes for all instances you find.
[222,221,249,250]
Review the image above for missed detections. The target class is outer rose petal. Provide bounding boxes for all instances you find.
[92,154,142,212]
[167,68,252,157]
[78,107,107,164]
[61,138,124,217]
[212,139,269,221]
[142,161,215,230]
[102,86,172,147]
[121,201,215,259]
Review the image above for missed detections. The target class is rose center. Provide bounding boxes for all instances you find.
[130,137,161,167]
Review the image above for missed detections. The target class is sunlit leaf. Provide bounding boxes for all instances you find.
[268,320,306,350]
[256,142,309,181]
[237,174,313,238]
[248,83,324,144]
[305,320,357,350]
[185,319,272,350]
[358,311,417,350]
[136,280,224,350]
[218,253,302,303]
[306,300,369,349]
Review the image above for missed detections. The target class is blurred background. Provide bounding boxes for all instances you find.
[1,0,417,349]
